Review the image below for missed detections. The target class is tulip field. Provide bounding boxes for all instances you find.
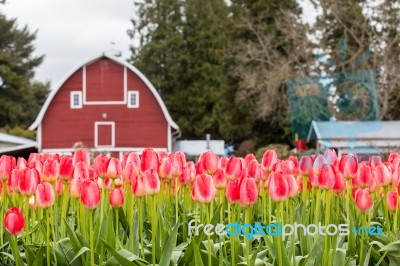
[1,148,400,265]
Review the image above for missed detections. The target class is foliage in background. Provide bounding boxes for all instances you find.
[0,13,49,131]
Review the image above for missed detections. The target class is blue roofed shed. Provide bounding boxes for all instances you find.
[307,121,400,157]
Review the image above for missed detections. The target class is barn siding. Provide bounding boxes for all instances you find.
[41,57,168,150]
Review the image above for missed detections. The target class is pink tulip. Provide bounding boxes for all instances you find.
[261,149,278,173]
[389,153,400,164]
[339,154,358,179]
[268,172,289,202]
[105,158,122,179]
[56,179,64,195]
[28,153,42,167]
[93,154,110,178]
[16,157,28,170]
[200,151,219,175]
[8,169,23,193]
[41,159,60,182]
[375,163,392,187]
[158,157,172,179]
[213,168,227,189]
[0,155,13,180]
[80,180,101,209]
[170,152,184,178]
[317,164,336,189]
[69,178,84,198]
[218,157,229,171]
[143,169,160,195]
[192,174,216,203]
[4,207,25,235]
[354,188,372,212]
[140,148,159,172]
[225,156,242,180]
[244,154,257,167]
[122,162,139,183]
[110,188,124,208]
[178,166,194,185]
[354,163,373,188]
[332,173,346,194]
[299,155,313,176]
[122,152,141,175]
[132,175,146,197]
[72,149,90,167]
[369,156,382,170]
[386,191,399,211]
[286,174,299,197]
[313,154,327,175]
[59,156,73,181]
[247,160,262,182]
[36,182,55,208]
[73,162,90,180]
[274,160,291,175]
[239,177,258,207]
[323,149,338,168]
[19,168,40,196]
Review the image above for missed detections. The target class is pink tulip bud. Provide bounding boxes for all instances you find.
[375,163,392,187]
[4,207,25,235]
[36,182,55,208]
[132,175,146,197]
[213,168,227,189]
[244,154,257,167]
[317,164,336,189]
[192,174,216,203]
[143,169,160,195]
[72,149,90,167]
[386,191,399,211]
[41,159,60,182]
[16,157,28,171]
[274,160,291,175]
[0,155,13,180]
[28,153,42,167]
[247,160,262,183]
[218,157,229,171]
[286,174,299,197]
[158,157,172,179]
[106,158,122,179]
[59,156,73,181]
[323,149,338,168]
[354,163,373,188]
[169,153,184,178]
[93,154,110,178]
[122,152,141,173]
[110,188,124,208]
[268,172,289,202]
[199,151,219,175]
[140,148,159,173]
[239,177,258,207]
[225,156,242,180]
[80,180,100,209]
[339,154,358,179]
[56,179,64,195]
[369,156,382,170]
[332,173,346,194]
[73,162,90,180]
[389,153,400,164]
[299,155,313,176]
[19,168,40,196]
[262,150,278,172]
[69,178,83,198]
[354,188,372,212]
[226,179,241,204]
[8,169,23,193]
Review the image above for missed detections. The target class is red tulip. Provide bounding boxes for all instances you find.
[268,172,289,202]
[239,177,258,207]
[132,175,146,197]
[4,207,25,235]
[143,169,160,195]
[0,155,13,180]
[36,182,55,208]
[354,163,373,188]
[110,188,124,208]
[192,174,216,203]
[19,168,40,196]
[225,156,242,180]
[286,174,299,197]
[213,168,227,189]
[261,150,278,172]
[375,163,392,187]
[105,158,122,179]
[200,151,219,175]
[73,162,90,180]
[158,157,172,179]
[93,154,110,178]
[59,156,73,181]
[332,173,346,194]
[8,169,23,193]
[80,180,101,209]
[140,148,159,172]
[354,188,372,212]
[386,191,399,211]
[317,164,336,189]
[72,149,90,167]
[339,154,358,179]
[41,159,60,182]
[69,178,84,198]
[226,179,241,204]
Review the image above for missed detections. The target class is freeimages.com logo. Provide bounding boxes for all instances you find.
[188,220,384,240]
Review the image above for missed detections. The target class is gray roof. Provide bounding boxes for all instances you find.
[307,121,400,141]
[173,140,225,156]
[0,133,36,145]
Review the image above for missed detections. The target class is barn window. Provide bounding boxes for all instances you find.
[70,91,82,109]
[128,91,139,108]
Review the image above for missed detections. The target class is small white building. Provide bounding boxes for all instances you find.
[0,132,37,157]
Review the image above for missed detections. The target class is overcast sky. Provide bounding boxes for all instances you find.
[2,0,134,89]
[1,0,317,90]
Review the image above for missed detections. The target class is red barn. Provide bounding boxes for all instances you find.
[29,54,180,157]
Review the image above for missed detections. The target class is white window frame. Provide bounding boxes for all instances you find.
[94,121,115,148]
[127,91,139,108]
[70,91,82,109]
